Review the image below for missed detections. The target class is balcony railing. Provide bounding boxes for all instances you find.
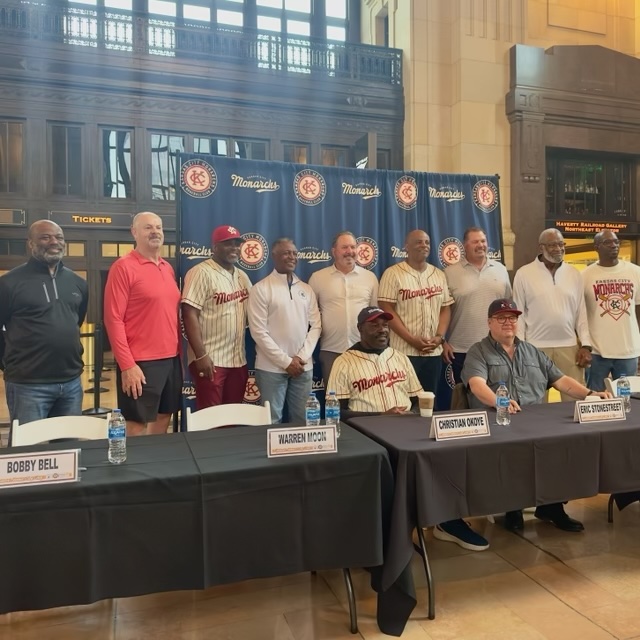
[0,1,402,85]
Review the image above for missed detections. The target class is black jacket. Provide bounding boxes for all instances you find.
[0,258,89,383]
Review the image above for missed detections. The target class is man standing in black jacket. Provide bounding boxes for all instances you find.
[0,220,89,426]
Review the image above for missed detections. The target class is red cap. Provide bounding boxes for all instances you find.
[212,225,243,244]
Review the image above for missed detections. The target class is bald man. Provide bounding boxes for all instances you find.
[104,212,182,435]
[0,220,88,426]
[379,229,453,395]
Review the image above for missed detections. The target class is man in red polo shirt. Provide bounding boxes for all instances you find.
[104,211,181,435]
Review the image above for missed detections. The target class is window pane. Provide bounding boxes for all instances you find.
[66,242,85,257]
[0,121,23,193]
[215,139,228,156]
[149,0,176,16]
[194,137,211,154]
[287,20,309,36]
[257,0,282,8]
[101,243,118,257]
[51,125,82,196]
[118,243,135,255]
[326,0,346,19]
[283,143,308,164]
[184,4,210,21]
[322,146,347,167]
[326,25,345,41]
[151,133,184,200]
[235,141,267,160]
[217,10,243,26]
[103,129,133,198]
[105,0,132,9]
[285,0,310,11]
[257,15,280,31]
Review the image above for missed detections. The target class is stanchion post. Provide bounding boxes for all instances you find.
[83,323,111,416]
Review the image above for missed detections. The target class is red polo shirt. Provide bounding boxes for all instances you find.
[104,250,181,371]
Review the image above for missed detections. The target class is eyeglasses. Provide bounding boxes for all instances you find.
[492,315,518,325]
[600,239,620,247]
[541,242,565,249]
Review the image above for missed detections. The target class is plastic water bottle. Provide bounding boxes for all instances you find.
[617,374,631,413]
[325,390,341,438]
[305,393,321,426]
[496,382,511,426]
[108,409,127,464]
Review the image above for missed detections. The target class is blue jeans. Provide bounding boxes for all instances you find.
[255,369,313,424]
[586,355,638,392]
[5,376,83,425]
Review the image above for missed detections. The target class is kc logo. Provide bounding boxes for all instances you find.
[294,169,327,206]
[180,159,217,198]
[238,233,269,271]
[472,180,499,213]
[395,176,418,210]
[356,236,379,270]
[244,371,261,403]
[438,237,465,268]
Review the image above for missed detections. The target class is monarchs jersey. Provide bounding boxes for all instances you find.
[181,259,252,367]
[327,346,422,413]
[378,262,453,356]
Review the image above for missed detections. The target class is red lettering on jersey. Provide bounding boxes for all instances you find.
[398,286,443,301]
[592,281,634,298]
[213,288,249,305]
[352,369,407,392]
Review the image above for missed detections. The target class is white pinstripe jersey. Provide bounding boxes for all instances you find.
[378,262,453,356]
[181,259,252,367]
[326,346,422,412]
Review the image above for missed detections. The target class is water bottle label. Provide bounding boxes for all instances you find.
[109,426,125,439]
[619,387,631,397]
[326,407,340,420]
[306,409,320,421]
[496,396,510,409]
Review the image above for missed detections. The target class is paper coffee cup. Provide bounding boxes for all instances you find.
[418,391,435,417]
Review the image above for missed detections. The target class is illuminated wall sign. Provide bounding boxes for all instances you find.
[49,212,175,231]
[547,219,639,237]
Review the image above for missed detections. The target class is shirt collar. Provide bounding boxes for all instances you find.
[131,249,168,266]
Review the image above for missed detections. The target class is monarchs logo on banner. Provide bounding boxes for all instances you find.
[180,159,217,198]
[356,236,379,270]
[182,384,196,401]
[294,169,327,206]
[472,180,499,213]
[297,247,332,264]
[238,233,269,270]
[342,181,382,200]
[395,176,418,210]
[390,245,408,261]
[180,240,211,261]
[231,173,280,193]
[428,186,465,202]
[438,237,465,267]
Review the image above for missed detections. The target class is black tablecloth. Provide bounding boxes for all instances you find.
[0,424,395,619]
[348,400,640,599]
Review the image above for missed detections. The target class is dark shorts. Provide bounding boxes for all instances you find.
[116,356,182,424]
[188,363,248,410]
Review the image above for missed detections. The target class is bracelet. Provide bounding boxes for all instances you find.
[194,353,208,361]
[435,334,445,343]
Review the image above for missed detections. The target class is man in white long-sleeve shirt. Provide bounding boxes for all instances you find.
[248,238,321,423]
[513,228,592,401]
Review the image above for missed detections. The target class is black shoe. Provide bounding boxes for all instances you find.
[503,510,524,532]
[534,504,584,532]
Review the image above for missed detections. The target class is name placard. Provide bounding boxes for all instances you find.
[0,449,80,489]
[430,411,491,441]
[267,426,337,458]
[574,398,626,423]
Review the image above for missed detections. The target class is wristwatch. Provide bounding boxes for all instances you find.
[435,334,445,343]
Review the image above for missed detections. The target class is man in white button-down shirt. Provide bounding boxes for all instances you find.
[248,238,322,423]
[309,231,378,383]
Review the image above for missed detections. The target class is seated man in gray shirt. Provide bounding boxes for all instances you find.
[462,298,610,533]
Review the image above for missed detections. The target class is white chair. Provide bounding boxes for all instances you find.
[186,402,271,431]
[11,415,109,447]
[604,375,640,395]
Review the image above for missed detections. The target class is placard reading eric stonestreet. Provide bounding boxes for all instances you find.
[0,449,80,489]
[574,398,626,423]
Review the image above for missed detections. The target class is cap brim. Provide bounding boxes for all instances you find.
[364,311,393,323]
[490,309,522,317]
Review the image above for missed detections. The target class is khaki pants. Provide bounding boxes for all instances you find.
[540,346,585,403]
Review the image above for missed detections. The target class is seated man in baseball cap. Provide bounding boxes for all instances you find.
[328,305,491,553]
[462,298,611,533]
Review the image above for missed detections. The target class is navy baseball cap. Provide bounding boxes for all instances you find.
[488,298,522,318]
[358,306,393,325]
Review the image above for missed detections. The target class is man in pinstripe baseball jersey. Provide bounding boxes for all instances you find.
[328,306,490,552]
[379,229,453,396]
[182,225,252,409]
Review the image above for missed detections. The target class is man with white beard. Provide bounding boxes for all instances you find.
[512,228,593,401]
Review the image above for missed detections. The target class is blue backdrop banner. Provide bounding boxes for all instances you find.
[177,155,504,421]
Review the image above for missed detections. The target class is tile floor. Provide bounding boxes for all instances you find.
[1,371,640,639]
